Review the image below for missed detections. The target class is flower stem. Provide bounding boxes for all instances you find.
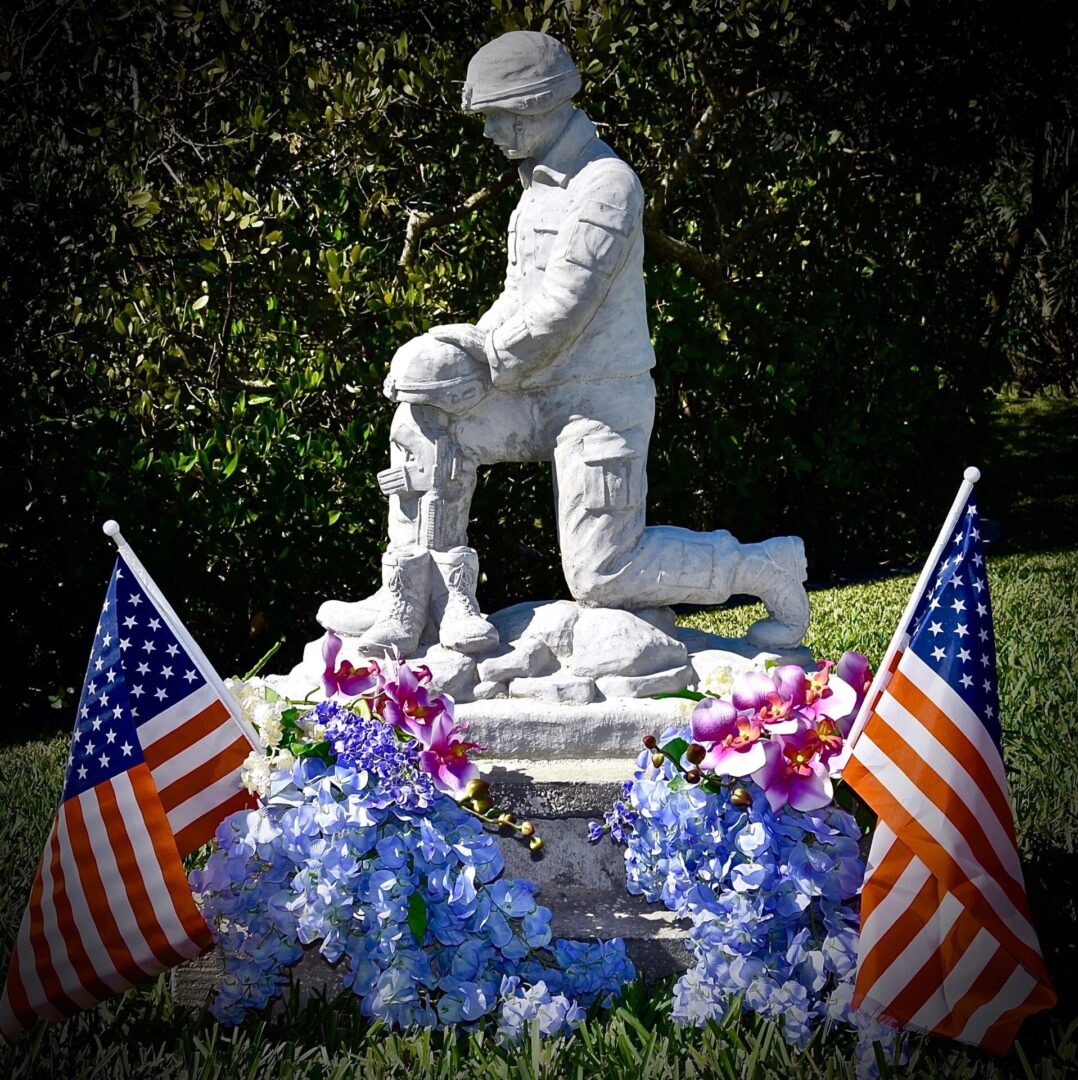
[242,639,284,681]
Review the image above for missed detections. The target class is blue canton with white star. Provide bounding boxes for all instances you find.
[907,493,1001,751]
[63,556,207,801]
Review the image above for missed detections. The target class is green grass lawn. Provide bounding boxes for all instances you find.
[2,398,1076,1077]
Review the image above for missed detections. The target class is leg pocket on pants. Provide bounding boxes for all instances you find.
[581,429,644,512]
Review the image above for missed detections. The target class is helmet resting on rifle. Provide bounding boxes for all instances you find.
[383,331,491,417]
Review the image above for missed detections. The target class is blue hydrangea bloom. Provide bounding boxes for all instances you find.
[189,701,634,1030]
[603,725,905,1071]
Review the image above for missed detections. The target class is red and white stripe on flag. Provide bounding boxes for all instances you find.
[0,763,213,1042]
[844,648,1055,1054]
[139,682,254,858]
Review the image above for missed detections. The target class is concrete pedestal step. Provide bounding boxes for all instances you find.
[539,887,690,978]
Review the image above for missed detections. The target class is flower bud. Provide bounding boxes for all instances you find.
[642,733,658,749]
[529,835,543,851]
[730,785,753,807]
[685,767,701,783]
[464,778,490,801]
[472,797,492,814]
[520,821,535,837]
[651,752,665,768]
[497,812,515,825]
[685,743,706,765]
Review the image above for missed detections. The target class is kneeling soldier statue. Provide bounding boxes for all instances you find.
[318,31,810,657]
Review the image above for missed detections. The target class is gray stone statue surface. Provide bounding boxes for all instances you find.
[314,31,810,695]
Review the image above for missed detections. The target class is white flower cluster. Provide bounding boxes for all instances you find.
[698,662,736,699]
[239,747,295,797]
[226,677,286,749]
[226,676,303,798]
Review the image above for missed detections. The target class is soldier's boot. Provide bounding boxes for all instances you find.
[356,549,432,656]
[728,536,810,649]
[430,547,500,654]
[316,586,387,637]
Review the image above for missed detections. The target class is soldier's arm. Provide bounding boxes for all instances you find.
[484,164,643,386]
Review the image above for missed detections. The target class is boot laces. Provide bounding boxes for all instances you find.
[386,565,408,620]
[446,562,481,617]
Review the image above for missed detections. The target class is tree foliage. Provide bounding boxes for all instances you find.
[2,0,1074,715]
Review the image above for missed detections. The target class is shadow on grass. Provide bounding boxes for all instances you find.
[1023,842,1078,1019]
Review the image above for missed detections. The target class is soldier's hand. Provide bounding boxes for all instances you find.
[378,462,435,495]
[428,323,487,364]
[376,465,412,496]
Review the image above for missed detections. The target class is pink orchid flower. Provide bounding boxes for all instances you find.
[835,651,873,734]
[380,657,454,744]
[750,722,833,812]
[690,698,767,776]
[416,710,484,796]
[730,667,806,735]
[808,715,845,765]
[321,632,383,699]
[781,661,858,732]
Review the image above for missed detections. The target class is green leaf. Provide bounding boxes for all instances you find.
[406,890,427,943]
[192,294,209,311]
[659,736,689,765]
[221,448,240,477]
[653,689,705,702]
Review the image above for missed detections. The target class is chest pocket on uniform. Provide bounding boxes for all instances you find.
[532,211,561,271]
[565,200,634,277]
[581,428,646,512]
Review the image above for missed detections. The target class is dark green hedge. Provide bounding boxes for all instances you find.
[4,0,1069,717]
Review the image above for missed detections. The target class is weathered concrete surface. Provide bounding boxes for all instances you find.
[507,670,599,705]
[488,600,579,658]
[455,698,692,758]
[595,664,694,699]
[479,757,638,816]
[477,636,558,683]
[172,943,349,1012]
[569,607,687,679]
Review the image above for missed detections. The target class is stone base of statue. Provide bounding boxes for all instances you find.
[270,599,813,706]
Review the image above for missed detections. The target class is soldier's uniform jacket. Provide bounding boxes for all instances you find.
[478,109,655,389]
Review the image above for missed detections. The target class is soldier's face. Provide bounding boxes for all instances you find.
[481,109,530,159]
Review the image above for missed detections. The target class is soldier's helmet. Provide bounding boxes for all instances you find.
[383,332,491,417]
[461,31,580,115]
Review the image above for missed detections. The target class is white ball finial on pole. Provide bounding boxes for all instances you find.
[964,466,981,484]
[102,520,121,537]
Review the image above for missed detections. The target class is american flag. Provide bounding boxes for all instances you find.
[841,489,1055,1054]
[1,549,256,1042]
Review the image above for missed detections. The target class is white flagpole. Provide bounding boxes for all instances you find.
[102,520,260,750]
[832,466,981,775]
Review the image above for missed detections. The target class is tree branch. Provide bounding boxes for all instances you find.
[643,87,773,300]
[398,166,518,272]
[648,102,718,219]
[981,153,1078,354]
[643,221,732,302]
